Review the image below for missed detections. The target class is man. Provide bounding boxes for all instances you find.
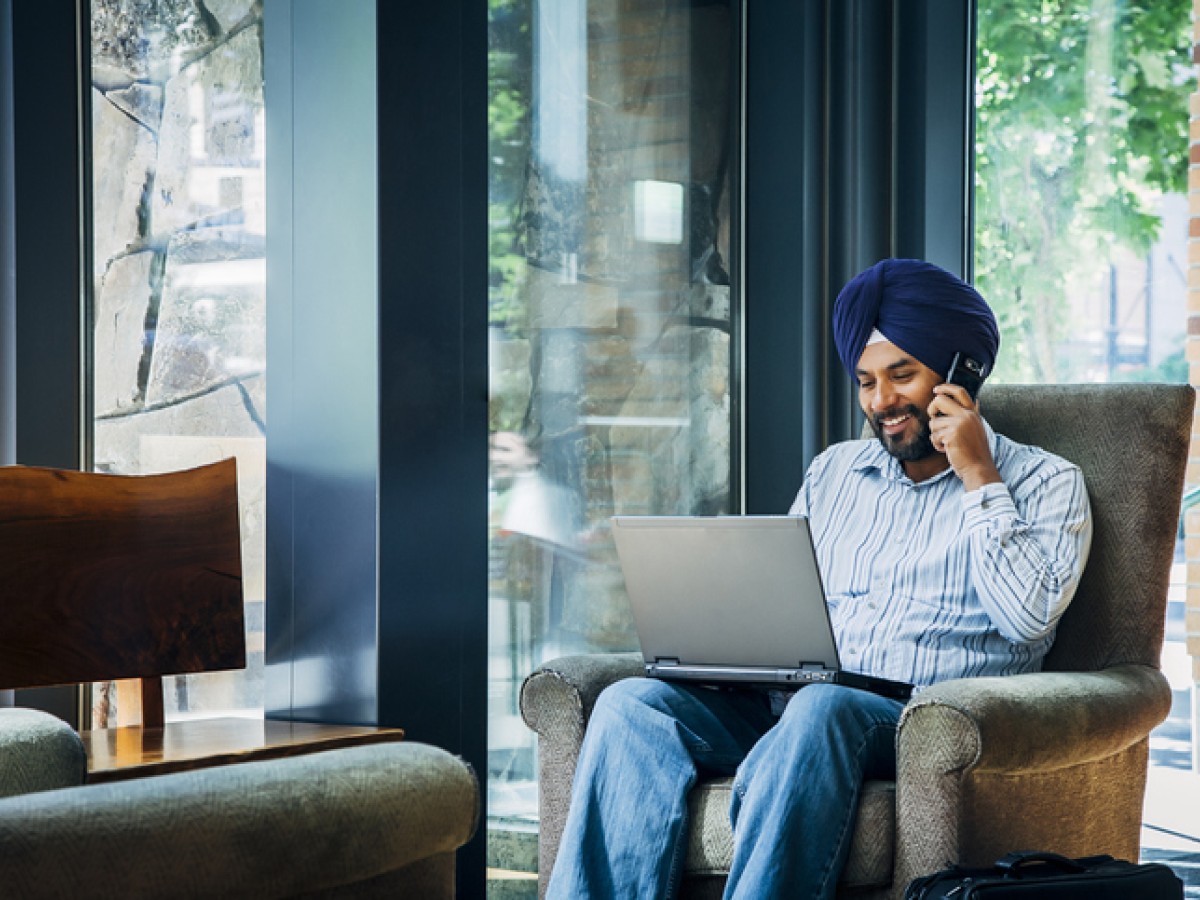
[546,259,1093,899]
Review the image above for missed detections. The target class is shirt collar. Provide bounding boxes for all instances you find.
[851,417,998,486]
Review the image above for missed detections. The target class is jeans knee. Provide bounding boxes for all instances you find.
[591,677,675,729]
[784,682,850,712]
[778,684,871,736]
[776,684,901,766]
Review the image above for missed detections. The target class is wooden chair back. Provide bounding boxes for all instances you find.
[0,459,245,728]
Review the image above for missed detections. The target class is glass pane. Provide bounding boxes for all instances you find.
[487,0,738,884]
[975,0,1198,880]
[975,2,1191,386]
[90,0,265,724]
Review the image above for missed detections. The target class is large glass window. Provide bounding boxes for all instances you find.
[487,0,739,882]
[976,0,1191,386]
[975,0,1197,878]
[89,0,265,724]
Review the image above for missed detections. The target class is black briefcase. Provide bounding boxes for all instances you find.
[904,850,1184,899]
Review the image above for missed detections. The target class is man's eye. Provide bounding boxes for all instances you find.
[893,372,913,382]
[858,382,874,391]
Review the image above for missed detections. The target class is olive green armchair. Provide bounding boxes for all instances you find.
[521,383,1194,898]
[0,708,478,899]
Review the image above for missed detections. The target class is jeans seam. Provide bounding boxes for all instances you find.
[813,719,894,898]
[664,800,689,899]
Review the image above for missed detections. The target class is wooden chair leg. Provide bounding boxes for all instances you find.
[140,677,165,730]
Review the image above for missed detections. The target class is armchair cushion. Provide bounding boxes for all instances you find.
[0,740,478,900]
[684,777,895,886]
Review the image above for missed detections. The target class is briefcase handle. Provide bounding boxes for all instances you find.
[995,851,1113,877]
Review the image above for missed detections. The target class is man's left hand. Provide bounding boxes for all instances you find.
[928,385,1002,491]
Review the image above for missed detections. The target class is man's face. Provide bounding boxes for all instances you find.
[855,340,943,462]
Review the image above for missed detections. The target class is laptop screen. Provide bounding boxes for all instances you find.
[611,515,840,672]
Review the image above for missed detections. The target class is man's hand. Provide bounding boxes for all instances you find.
[928,385,1001,492]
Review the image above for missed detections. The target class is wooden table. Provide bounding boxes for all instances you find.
[82,718,406,783]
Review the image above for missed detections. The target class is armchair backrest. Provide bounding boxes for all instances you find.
[975,384,1194,672]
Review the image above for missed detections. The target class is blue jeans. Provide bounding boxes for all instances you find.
[545,678,903,900]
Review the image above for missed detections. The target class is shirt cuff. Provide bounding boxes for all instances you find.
[963,480,1017,531]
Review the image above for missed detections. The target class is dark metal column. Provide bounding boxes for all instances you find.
[0,0,15,466]
[744,0,829,513]
[744,0,976,508]
[263,0,381,728]
[9,0,85,471]
[376,3,489,895]
[4,0,87,726]
[894,0,977,277]
[263,1,487,895]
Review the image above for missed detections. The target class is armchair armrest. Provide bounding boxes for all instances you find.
[520,652,644,884]
[0,708,87,799]
[899,664,1171,773]
[0,741,478,900]
[892,664,1170,897]
[520,652,644,739]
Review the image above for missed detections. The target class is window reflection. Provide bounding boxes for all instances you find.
[487,0,737,859]
[90,0,265,725]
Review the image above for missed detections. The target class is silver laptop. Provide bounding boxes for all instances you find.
[610,515,912,701]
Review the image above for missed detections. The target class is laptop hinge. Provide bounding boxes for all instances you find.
[653,657,681,667]
[800,662,831,672]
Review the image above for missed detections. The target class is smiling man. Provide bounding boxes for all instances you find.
[545,259,1093,900]
[856,337,1001,488]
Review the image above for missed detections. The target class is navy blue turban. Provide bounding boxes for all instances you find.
[832,258,1000,383]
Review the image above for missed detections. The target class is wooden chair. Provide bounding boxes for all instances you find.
[0,458,403,782]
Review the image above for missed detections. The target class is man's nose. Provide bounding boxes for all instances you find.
[867,381,897,412]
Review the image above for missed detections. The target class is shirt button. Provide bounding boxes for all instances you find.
[867,601,877,610]
[848,647,859,656]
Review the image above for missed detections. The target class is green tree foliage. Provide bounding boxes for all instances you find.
[488,0,533,333]
[975,0,1193,382]
[488,0,535,433]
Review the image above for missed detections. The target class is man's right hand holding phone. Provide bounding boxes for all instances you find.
[928,357,1001,491]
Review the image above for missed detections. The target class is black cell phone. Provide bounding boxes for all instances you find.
[945,352,986,401]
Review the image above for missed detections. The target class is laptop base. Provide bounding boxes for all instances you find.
[646,660,913,702]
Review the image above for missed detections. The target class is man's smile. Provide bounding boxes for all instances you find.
[874,407,919,438]
[878,411,913,434]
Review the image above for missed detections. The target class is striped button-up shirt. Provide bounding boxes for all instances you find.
[788,420,1092,688]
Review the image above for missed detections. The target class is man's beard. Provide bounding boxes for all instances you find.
[870,404,937,462]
